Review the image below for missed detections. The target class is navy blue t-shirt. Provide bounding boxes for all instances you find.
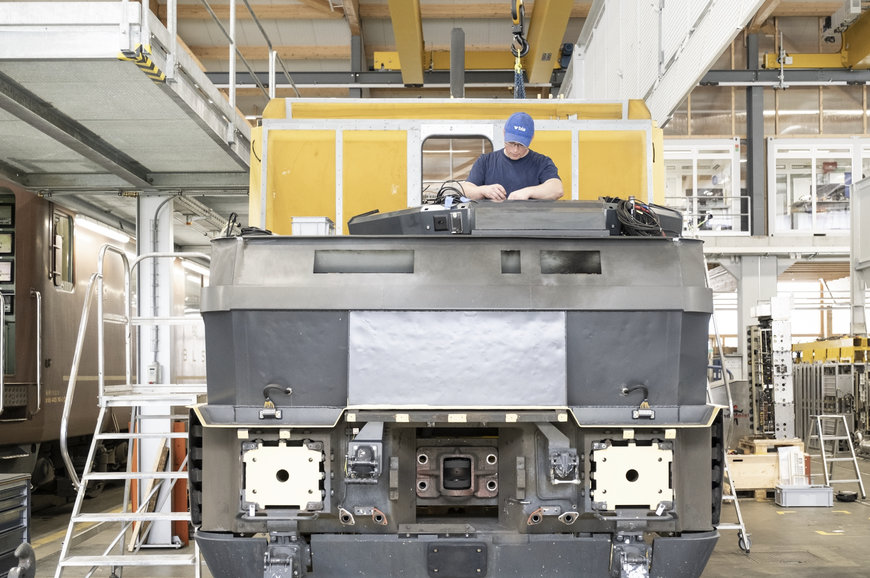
[466,149,560,196]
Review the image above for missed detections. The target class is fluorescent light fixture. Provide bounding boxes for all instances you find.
[75,216,130,244]
[181,260,210,277]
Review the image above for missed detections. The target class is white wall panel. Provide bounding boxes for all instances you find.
[635,0,660,101]
[563,0,763,126]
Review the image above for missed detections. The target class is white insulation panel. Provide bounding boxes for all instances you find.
[565,0,765,126]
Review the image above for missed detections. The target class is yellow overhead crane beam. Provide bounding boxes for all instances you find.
[387,0,424,85]
[524,0,574,84]
[763,8,870,69]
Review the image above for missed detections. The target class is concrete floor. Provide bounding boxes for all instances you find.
[26,460,870,578]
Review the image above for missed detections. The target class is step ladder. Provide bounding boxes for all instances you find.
[718,453,751,554]
[705,261,751,554]
[54,247,209,578]
[807,414,866,498]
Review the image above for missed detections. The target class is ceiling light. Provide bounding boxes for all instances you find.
[181,260,210,277]
[75,216,130,244]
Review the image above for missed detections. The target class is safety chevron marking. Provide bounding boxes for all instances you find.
[118,44,166,83]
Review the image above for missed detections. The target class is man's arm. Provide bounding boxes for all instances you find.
[506,178,563,201]
[461,181,508,201]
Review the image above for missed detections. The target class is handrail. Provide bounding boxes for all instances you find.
[130,251,211,276]
[0,293,5,417]
[191,0,300,110]
[96,244,132,398]
[60,272,99,491]
[30,289,42,414]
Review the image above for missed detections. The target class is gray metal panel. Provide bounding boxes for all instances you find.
[348,311,567,407]
[203,236,712,314]
[307,533,613,577]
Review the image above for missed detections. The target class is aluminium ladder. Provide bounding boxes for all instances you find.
[807,414,866,498]
[718,452,751,553]
[705,260,751,554]
[55,247,209,578]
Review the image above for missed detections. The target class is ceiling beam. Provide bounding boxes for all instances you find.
[157,5,344,20]
[701,67,870,85]
[524,0,574,85]
[0,71,153,190]
[207,69,565,88]
[342,0,362,36]
[361,1,591,19]
[748,0,781,31]
[768,1,842,17]
[295,0,340,15]
[387,0,425,85]
[164,1,591,21]
[190,45,351,61]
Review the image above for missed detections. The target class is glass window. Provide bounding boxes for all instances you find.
[663,96,688,136]
[814,151,851,230]
[664,140,744,234]
[777,158,813,232]
[770,143,853,234]
[52,210,73,290]
[822,86,862,134]
[422,136,492,202]
[778,88,820,135]
[690,86,733,136]
[764,89,776,135]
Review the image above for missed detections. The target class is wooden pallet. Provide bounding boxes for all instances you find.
[738,436,804,455]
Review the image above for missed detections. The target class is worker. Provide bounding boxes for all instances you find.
[461,112,563,202]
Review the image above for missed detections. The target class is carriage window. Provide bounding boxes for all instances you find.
[422,137,493,202]
[52,210,73,289]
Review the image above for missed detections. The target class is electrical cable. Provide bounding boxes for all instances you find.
[433,180,467,205]
[603,196,664,237]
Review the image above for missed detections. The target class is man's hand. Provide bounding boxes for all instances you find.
[462,181,508,201]
[507,189,531,200]
[478,184,507,201]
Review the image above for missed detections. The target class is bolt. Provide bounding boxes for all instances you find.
[309,457,313,462]
[433,548,438,553]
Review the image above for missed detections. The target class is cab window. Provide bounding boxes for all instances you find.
[52,210,74,290]
[422,137,493,202]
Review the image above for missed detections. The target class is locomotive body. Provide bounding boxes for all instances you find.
[0,182,133,489]
[192,200,722,577]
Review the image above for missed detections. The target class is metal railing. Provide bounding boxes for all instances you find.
[664,194,752,236]
[59,245,209,491]
[185,0,300,114]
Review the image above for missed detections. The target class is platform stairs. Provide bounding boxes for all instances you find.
[807,414,866,499]
[54,246,209,578]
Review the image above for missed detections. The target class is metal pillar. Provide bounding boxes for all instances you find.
[746,34,765,236]
[450,28,465,99]
[135,194,175,546]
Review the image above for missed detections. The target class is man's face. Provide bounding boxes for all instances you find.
[504,141,530,160]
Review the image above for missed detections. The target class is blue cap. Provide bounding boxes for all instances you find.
[504,112,534,148]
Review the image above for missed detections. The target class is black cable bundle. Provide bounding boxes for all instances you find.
[614,198,664,237]
[433,180,467,205]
